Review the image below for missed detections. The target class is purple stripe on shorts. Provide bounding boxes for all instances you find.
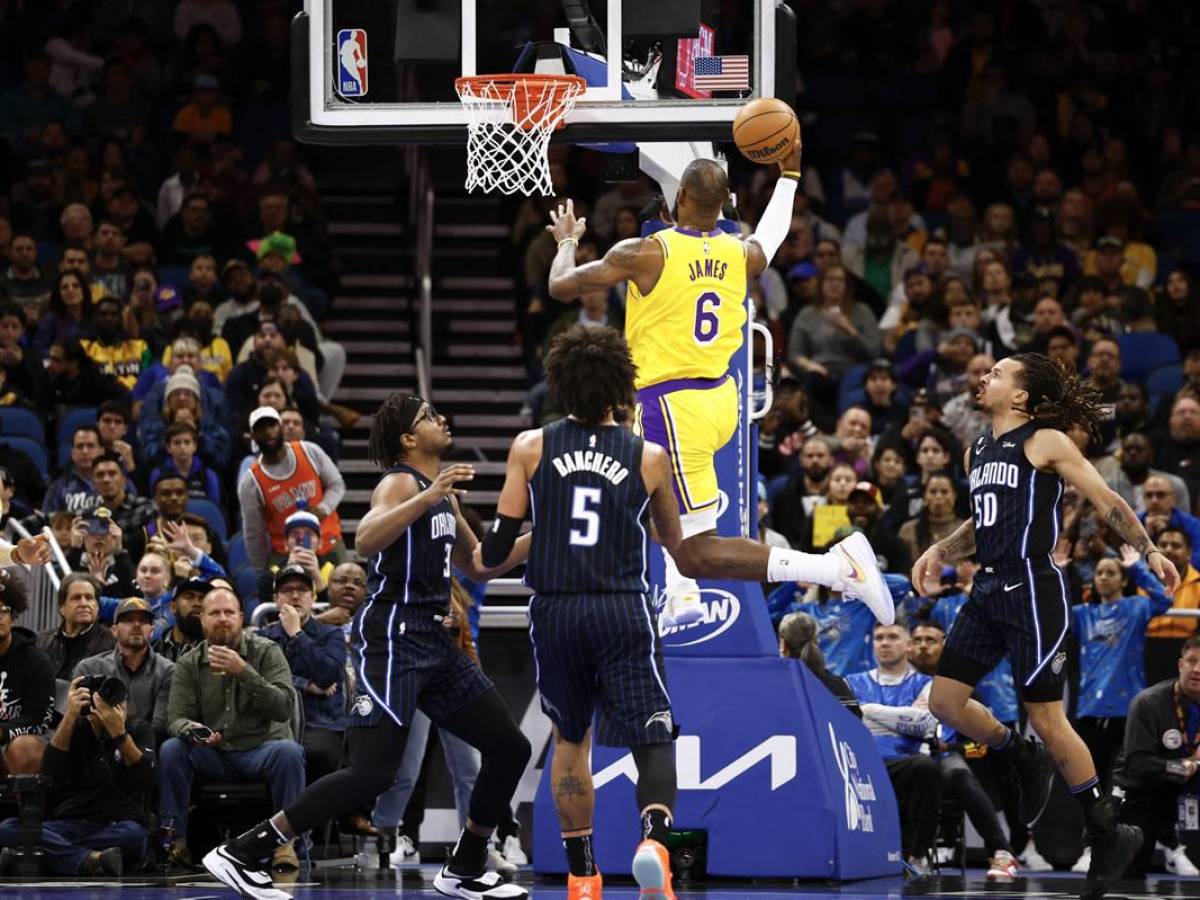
[635,375,729,404]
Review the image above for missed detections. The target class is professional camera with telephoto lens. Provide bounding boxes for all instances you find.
[0,774,52,875]
[78,674,128,715]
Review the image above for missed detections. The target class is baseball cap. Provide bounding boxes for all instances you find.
[847,483,881,506]
[903,263,930,282]
[173,577,211,600]
[1095,235,1123,251]
[274,564,313,592]
[222,258,251,277]
[944,326,980,348]
[249,406,282,430]
[786,261,818,281]
[154,285,181,313]
[284,510,321,535]
[114,596,153,622]
[865,358,894,379]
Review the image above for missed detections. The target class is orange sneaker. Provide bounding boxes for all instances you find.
[631,839,676,899]
[567,872,603,899]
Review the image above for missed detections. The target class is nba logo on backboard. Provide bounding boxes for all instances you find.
[336,29,368,98]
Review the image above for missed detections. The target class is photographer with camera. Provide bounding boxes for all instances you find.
[1113,635,1200,876]
[74,597,173,748]
[0,573,54,776]
[0,672,155,876]
[36,574,115,681]
[65,507,137,599]
[159,585,303,870]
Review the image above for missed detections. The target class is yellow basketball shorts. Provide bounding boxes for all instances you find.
[634,375,738,514]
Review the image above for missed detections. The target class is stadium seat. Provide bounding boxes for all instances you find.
[154,265,190,289]
[839,387,867,414]
[235,567,259,613]
[187,498,228,543]
[1117,333,1180,384]
[1146,363,1184,402]
[1,437,48,480]
[56,407,97,448]
[0,408,44,442]
[893,329,920,365]
[226,533,248,574]
[839,363,869,399]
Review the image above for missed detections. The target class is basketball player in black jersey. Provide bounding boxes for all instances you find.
[203,397,533,900]
[478,324,843,899]
[912,353,1180,900]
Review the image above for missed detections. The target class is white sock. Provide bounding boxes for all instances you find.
[663,547,700,598]
[768,547,842,585]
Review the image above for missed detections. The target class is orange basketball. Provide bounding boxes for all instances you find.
[732,98,800,165]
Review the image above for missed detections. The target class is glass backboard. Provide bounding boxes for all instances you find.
[293,0,791,145]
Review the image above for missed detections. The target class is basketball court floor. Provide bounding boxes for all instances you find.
[0,868,1197,899]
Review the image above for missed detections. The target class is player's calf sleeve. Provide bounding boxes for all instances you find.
[767,546,841,585]
[631,742,677,821]
[441,689,532,829]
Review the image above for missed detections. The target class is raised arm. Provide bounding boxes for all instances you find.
[355,465,474,558]
[743,141,803,277]
[1027,428,1180,594]
[468,429,541,578]
[546,199,662,300]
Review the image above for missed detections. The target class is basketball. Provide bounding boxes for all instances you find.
[732,98,800,165]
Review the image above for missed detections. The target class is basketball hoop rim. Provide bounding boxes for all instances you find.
[454,73,588,96]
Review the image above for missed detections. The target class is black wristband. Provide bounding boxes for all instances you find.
[109,731,128,745]
[481,514,523,568]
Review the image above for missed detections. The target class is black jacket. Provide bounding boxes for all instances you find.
[37,622,117,681]
[0,627,55,742]
[1116,679,1195,796]
[43,718,156,824]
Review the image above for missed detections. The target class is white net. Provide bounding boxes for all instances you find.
[455,75,586,196]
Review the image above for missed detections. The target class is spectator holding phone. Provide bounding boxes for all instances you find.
[0,673,156,876]
[65,507,137,598]
[254,509,330,617]
[159,585,303,870]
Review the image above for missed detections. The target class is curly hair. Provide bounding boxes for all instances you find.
[1011,352,1105,442]
[0,570,29,618]
[544,325,638,425]
[367,393,425,469]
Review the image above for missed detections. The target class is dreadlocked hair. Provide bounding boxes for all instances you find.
[367,393,425,469]
[1011,352,1105,443]
[544,324,638,425]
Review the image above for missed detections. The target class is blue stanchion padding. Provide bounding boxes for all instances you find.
[533,658,901,878]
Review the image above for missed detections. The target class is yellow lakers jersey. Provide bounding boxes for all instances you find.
[626,227,748,389]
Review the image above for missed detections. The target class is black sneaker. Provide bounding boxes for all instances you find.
[433,864,528,898]
[1081,823,1142,900]
[1012,738,1056,825]
[202,844,293,900]
[79,847,123,877]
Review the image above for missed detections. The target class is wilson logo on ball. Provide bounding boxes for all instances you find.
[747,136,793,159]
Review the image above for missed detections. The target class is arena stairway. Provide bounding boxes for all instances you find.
[315,150,527,550]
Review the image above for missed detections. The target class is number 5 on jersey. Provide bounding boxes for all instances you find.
[973,492,997,528]
[569,487,601,546]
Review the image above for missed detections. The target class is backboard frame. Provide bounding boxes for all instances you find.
[292,0,777,146]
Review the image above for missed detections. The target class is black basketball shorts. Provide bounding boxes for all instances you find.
[347,601,493,728]
[939,558,1069,703]
[529,592,675,748]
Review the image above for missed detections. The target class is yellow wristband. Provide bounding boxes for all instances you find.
[557,237,579,249]
[781,170,801,180]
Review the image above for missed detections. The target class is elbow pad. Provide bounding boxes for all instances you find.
[481,514,523,568]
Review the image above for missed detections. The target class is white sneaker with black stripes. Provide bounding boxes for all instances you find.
[202,844,293,900]
[433,865,528,898]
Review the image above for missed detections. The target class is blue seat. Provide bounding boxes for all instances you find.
[839,363,869,399]
[1117,333,1180,384]
[893,329,920,365]
[155,265,190,289]
[235,566,261,616]
[188,498,228,543]
[56,407,98,448]
[226,532,248,574]
[1146,363,1184,400]
[0,437,48,480]
[839,387,868,414]
[0,408,44,442]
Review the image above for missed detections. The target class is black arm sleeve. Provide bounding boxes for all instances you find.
[480,514,523,568]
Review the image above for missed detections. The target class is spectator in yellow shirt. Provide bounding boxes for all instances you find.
[172,73,231,146]
[82,297,150,390]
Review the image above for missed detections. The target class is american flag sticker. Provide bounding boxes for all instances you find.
[694,56,750,91]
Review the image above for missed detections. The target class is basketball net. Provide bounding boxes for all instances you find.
[455,74,586,196]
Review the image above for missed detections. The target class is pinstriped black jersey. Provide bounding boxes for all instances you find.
[364,463,455,608]
[968,419,1063,565]
[525,418,650,594]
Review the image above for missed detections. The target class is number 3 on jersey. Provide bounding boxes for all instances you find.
[569,487,601,546]
[693,291,720,344]
[973,492,997,528]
